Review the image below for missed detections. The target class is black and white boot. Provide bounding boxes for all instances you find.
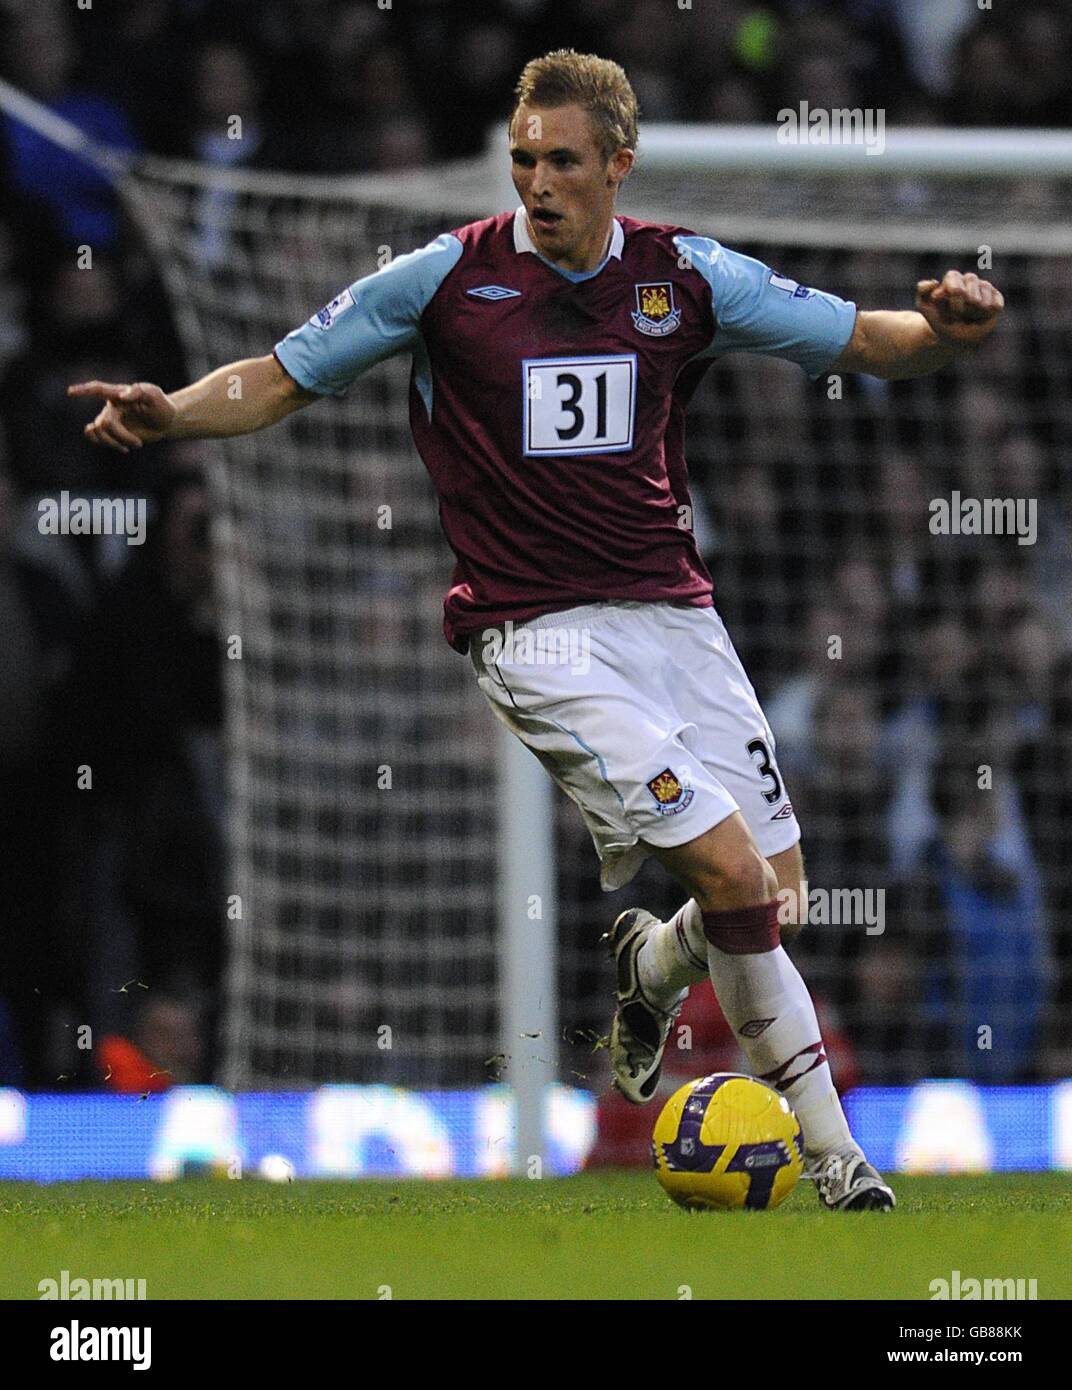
[809,1146,896,1211]
[603,908,686,1104]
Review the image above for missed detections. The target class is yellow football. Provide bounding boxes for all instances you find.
[652,1073,804,1211]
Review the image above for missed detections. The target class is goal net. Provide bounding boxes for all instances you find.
[98,124,1072,1090]
[118,162,512,1089]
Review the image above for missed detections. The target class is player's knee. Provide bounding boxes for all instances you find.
[691,846,777,912]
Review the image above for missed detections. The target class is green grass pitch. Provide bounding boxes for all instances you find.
[2,1172,1068,1300]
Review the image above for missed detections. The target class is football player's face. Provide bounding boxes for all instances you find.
[510,102,633,270]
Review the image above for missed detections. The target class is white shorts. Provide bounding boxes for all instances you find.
[470,601,801,891]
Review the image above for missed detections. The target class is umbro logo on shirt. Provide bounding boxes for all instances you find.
[467,285,522,300]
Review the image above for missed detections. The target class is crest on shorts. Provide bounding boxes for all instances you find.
[646,767,695,816]
[632,282,681,337]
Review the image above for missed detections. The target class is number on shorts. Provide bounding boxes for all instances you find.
[746,737,783,805]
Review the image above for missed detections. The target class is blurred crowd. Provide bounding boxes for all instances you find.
[3,0,1071,184]
[1,0,1071,1090]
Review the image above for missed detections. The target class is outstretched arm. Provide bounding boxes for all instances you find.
[69,231,464,453]
[68,353,314,454]
[833,270,1004,380]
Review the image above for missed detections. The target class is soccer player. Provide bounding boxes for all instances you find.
[70,50,1003,1210]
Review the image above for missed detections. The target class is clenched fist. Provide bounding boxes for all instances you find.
[916,271,1004,349]
[66,380,177,454]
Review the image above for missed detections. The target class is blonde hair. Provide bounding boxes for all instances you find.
[510,49,639,160]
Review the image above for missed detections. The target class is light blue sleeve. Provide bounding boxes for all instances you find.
[274,233,463,396]
[676,234,857,379]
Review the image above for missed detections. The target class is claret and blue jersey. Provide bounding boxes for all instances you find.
[274,207,857,650]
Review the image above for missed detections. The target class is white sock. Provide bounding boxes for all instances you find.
[636,900,709,1005]
[704,942,854,1159]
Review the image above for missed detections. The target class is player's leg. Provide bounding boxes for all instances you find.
[469,603,891,1206]
[622,608,892,1208]
[623,833,803,1065]
[647,817,848,1154]
[603,812,768,1101]
[768,841,805,944]
[639,819,893,1210]
[623,832,803,1012]
[607,810,780,1104]
[468,605,742,1103]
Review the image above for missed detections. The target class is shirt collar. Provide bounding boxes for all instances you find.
[512,206,624,263]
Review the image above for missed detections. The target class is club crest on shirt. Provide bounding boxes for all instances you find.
[631,281,681,336]
[646,767,694,815]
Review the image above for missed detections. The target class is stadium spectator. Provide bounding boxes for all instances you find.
[794,682,891,892]
[1012,2,1072,127]
[443,22,525,155]
[763,603,849,781]
[610,0,687,120]
[312,37,429,174]
[0,3,139,249]
[1017,654,1072,1076]
[696,71,766,125]
[947,24,1022,127]
[876,749,1051,1083]
[871,450,957,622]
[0,257,136,497]
[188,43,268,167]
[884,0,978,102]
[73,0,190,158]
[55,466,225,1058]
[0,214,30,386]
[787,681,893,1017]
[883,610,1013,877]
[97,994,206,1092]
[0,462,85,1086]
[709,458,798,696]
